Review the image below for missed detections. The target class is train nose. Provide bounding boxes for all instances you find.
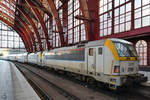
[120,61,138,75]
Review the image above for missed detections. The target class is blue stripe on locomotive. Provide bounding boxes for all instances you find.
[45,48,85,61]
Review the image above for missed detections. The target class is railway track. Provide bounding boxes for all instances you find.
[14,62,150,100]
[25,75,52,100]
[15,62,80,100]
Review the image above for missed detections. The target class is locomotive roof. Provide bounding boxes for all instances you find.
[86,39,106,47]
[86,38,132,47]
[43,39,106,53]
[110,38,132,44]
[43,38,132,52]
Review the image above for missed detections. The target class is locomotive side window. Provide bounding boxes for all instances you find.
[98,47,103,55]
[89,48,93,56]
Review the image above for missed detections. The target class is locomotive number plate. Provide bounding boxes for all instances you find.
[128,68,134,72]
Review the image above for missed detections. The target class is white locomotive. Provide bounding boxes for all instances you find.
[4,38,147,89]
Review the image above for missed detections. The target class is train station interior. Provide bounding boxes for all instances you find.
[0,0,150,100]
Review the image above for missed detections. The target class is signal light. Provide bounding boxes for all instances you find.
[114,66,120,73]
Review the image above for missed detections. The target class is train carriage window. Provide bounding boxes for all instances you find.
[89,48,94,56]
[98,47,103,55]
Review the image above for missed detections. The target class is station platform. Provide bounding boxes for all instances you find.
[0,60,41,100]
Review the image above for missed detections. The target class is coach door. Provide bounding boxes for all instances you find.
[87,48,96,75]
[96,47,103,74]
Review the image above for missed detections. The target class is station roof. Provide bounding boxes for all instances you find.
[1,0,150,53]
[0,0,69,52]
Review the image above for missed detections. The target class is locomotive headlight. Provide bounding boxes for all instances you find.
[114,66,120,73]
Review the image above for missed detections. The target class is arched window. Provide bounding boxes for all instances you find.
[0,20,26,53]
[136,40,147,65]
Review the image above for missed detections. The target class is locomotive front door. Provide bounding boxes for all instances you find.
[87,48,96,75]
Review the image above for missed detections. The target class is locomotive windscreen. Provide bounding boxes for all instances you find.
[113,42,138,57]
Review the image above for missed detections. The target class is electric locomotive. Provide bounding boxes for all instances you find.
[41,38,147,89]
[5,38,147,89]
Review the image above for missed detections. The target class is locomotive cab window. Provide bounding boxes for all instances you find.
[89,48,94,56]
[98,47,103,55]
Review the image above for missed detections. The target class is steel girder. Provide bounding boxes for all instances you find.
[18,7,43,51]
[0,3,14,17]
[0,14,29,52]
[25,0,51,50]
[46,0,65,46]
[17,17,37,52]
[16,22,33,52]
[101,26,150,39]
[15,28,30,52]
[78,0,99,41]
[87,0,99,40]
[62,1,68,45]
[2,0,15,7]
[29,0,52,17]
[78,0,90,41]
[0,3,34,52]
[0,12,31,51]
[2,0,41,52]
[1,1,34,52]
[10,0,15,4]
